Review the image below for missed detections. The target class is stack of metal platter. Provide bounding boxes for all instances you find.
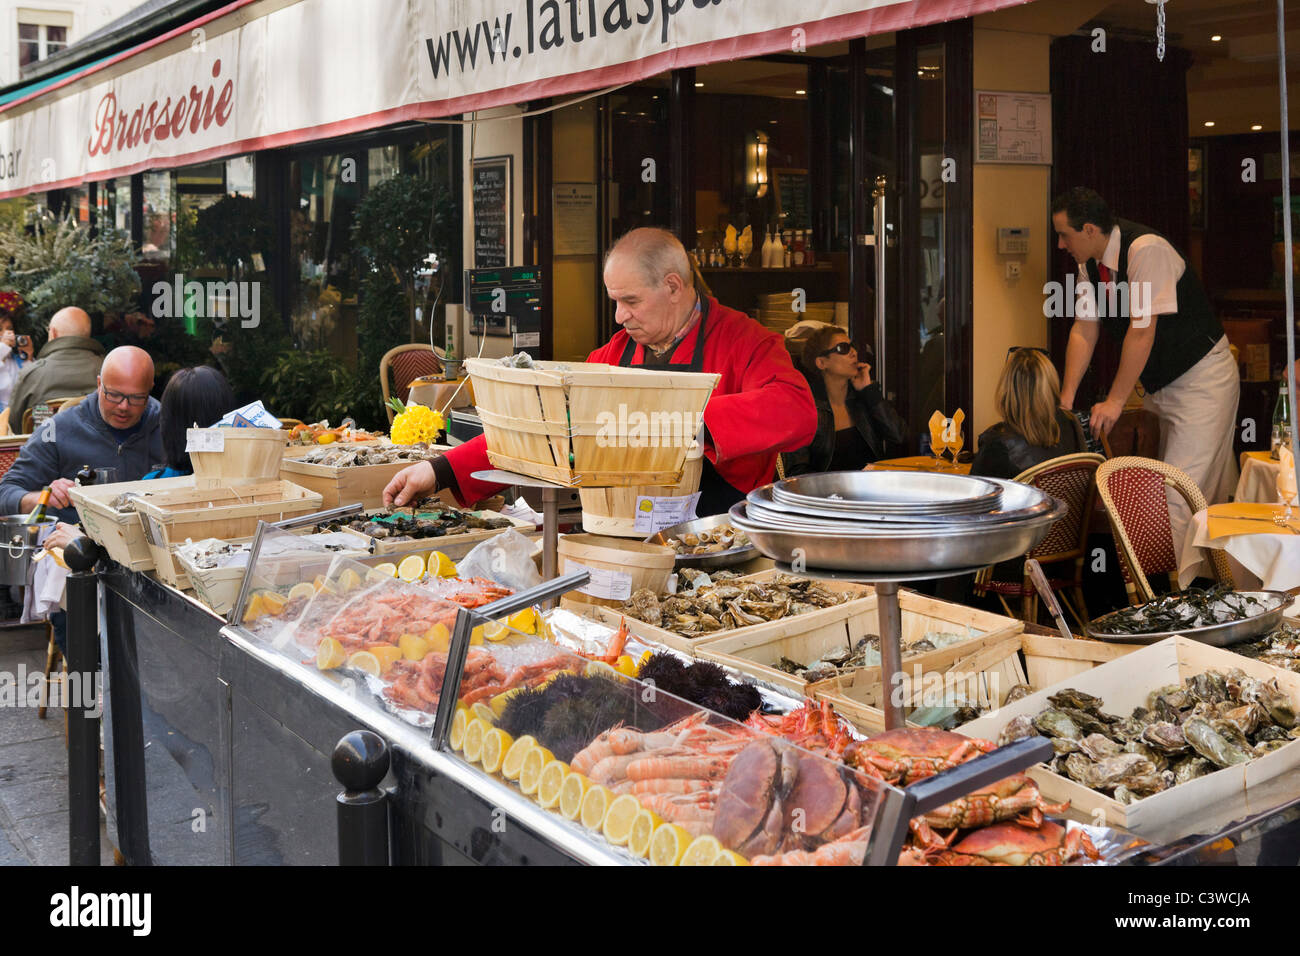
[731,471,1068,573]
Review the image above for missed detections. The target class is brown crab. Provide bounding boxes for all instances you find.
[842,728,997,786]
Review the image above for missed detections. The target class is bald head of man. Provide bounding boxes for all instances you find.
[97,346,155,431]
[602,227,698,349]
[48,307,92,340]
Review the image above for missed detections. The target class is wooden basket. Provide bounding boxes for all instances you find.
[189,428,289,485]
[174,552,246,614]
[69,476,197,571]
[134,480,323,587]
[590,568,874,657]
[699,589,1020,698]
[464,358,718,487]
[556,533,676,611]
[578,444,704,538]
[810,629,1029,736]
[279,446,451,511]
[1020,632,1145,689]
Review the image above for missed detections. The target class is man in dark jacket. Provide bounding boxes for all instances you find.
[0,346,162,523]
[8,307,105,433]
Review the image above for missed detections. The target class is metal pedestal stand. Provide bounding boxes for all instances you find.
[775,562,985,731]
[471,470,568,581]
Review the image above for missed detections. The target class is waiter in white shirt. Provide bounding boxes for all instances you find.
[1051,187,1238,546]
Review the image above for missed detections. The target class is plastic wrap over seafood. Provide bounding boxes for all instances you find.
[620,573,854,637]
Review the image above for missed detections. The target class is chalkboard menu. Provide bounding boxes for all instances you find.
[774,168,811,230]
[472,156,512,268]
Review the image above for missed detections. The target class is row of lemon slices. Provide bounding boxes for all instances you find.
[449,707,747,866]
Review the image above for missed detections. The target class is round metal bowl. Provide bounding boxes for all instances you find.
[772,471,1004,515]
[728,499,1067,572]
[643,513,757,569]
[747,479,1056,529]
[1085,590,1295,647]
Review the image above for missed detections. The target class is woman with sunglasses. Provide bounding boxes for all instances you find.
[784,325,905,475]
[970,348,1087,480]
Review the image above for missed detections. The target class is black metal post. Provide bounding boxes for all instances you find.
[333,730,391,866]
[64,536,104,866]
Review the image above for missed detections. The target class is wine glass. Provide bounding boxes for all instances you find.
[927,412,946,464]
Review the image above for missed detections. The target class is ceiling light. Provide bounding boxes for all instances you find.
[795,89,806,95]
[1211,35,1222,42]
[694,82,703,88]
[1204,121,1215,127]
[1252,124,1263,130]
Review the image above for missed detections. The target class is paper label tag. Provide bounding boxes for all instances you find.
[564,560,634,602]
[514,331,540,348]
[632,492,701,534]
[186,429,225,453]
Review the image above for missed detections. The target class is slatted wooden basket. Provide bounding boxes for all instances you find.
[69,476,198,571]
[579,444,705,538]
[464,358,718,487]
[189,427,289,485]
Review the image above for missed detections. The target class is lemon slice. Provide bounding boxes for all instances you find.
[680,834,724,866]
[649,823,692,866]
[482,620,511,642]
[398,633,432,661]
[712,849,749,866]
[471,702,497,726]
[480,728,513,775]
[448,708,469,751]
[429,551,457,577]
[287,581,317,603]
[397,554,426,582]
[536,759,570,809]
[312,574,330,593]
[424,622,451,653]
[507,607,538,634]
[367,645,403,674]
[316,637,346,669]
[558,771,591,820]
[614,655,638,677]
[518,746,554,796]
[601,794,642,846]
[334,568,361,593]
[501,735,537,781]
[242,593,265,623]
[579,784,613,831]
[346,650,381,677]
[627,809,662,859]
[462,717,488,764]
[372,562,398,578]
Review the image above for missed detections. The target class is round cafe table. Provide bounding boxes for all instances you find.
[864,455,972,475]
[407,377,474,413]
[1178,507,1300,593]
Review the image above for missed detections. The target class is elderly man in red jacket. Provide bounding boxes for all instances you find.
[385,227,817,517]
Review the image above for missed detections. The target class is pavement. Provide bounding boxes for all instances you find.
[0,621,117,866]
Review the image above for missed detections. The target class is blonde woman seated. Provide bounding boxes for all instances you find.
[971,348,1087,480]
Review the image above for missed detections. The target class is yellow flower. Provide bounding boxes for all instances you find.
[390,402,445,445]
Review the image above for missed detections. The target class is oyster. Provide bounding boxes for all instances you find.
[1172,756,1215,784]
[1236,675,1296,729]
[1083,753,1156,792]
[996,714,1039,746]
[1216,703,1267,738]
[1056,706,1114,736]
[1254,739,1291,756]
[1185,671,1228,704]
[1140,721,1189,755]
[1004,684,1033,703]
[1183,717,1253,768]
[1032,709,1082,740]
[1078,733,1123,761]
[1051,737,1082,755]
[1063,753,1094,784]
[1113,785,1139,805]
[1147,684,1192,712]
[1047,688,1105,711]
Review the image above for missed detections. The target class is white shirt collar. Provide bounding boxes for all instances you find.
[1099,225,1122,272]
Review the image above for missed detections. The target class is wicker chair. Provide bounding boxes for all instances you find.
[972,453,1105,626]
[1095,456,1235,605]
[20,394,87,435]
[380,344,442,426]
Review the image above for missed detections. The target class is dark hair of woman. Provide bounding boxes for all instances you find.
[160,366,237,472]
[800,323,848,378]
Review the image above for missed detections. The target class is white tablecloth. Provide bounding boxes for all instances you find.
[1178,508,1300,592]
[1235,452,1283,505]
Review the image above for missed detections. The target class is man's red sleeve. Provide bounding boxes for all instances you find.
[703,331,817,463]
[438,434,499,506]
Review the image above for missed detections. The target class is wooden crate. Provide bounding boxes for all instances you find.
[578,446,703,538]
[590,569,875,657]
[69,476,197,571]
[279,446,451,510]
[464,358,718,487]
[699,589,1023,700]
[331,510,535,559]
[958,637,1300,836]
[134,480,323,586]
[1021,632,1145,689]
[189,427,288,484]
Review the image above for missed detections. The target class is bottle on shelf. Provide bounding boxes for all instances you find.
[782,231,792,268]
[1273,377,1293,459]
[804,231,815,267]
[23,486,51,525]
[792,230,806,267]
[761,227,775,268]
[772,228,785,268]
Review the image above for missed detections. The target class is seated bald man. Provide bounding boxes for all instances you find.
[0,345,163,523]
[7,307,106,432]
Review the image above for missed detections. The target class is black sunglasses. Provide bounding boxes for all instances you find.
[818,341,856,357]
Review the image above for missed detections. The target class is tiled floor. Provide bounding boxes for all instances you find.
[0,623,116,866]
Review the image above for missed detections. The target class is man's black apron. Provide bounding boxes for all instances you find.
[616,298,748,518]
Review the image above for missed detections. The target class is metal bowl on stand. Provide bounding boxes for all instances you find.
[644,513,757,570]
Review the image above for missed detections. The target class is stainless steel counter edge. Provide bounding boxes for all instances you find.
[220,624,631,866]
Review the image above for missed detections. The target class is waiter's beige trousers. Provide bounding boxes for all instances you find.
[1143,335,1240,555]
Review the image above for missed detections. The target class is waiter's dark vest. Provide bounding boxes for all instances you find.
[1085,218,1223,394]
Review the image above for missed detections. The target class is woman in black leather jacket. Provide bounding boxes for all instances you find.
[970,348,1086,480]
[784,326,905,475]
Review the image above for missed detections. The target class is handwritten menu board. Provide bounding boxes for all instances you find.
[774,168,811,230]
[472,156,511,268]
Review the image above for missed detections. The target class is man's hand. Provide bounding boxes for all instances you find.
[1089,398,1125,438]
[0,330,15,350]
[22,478,76,514]
[384,461,438,508]
[43,521,83,552]
[850,362,873,390]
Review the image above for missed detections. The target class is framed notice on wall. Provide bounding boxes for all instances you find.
[553,182,597,255]
[975,91,1052,165]
[773,168,811,230]
[472,155,512,268]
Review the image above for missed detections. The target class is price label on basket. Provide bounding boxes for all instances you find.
[632,492,701,534]
[563,560,634,601]
[185,429,225,453]
[141,514,166,548]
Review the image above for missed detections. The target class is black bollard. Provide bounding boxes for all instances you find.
[64,535,103,866]
[333,731,391,865]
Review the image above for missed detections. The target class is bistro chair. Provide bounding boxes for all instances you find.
[380,344,442,426]
[20,394,87,435]
[972,453,1105,627]
[1095,456,1235,606]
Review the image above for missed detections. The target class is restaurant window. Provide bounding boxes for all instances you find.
[603,79,671,238]
[289,152,362,355]
[142,170,174,264]
[17,22,67,68]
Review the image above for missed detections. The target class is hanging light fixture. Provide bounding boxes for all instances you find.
[747,130,769,198]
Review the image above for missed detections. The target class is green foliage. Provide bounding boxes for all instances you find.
[258,348,357,425]
[193,196,274,276]
[0,214,140,328]
[202,296,291,402]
